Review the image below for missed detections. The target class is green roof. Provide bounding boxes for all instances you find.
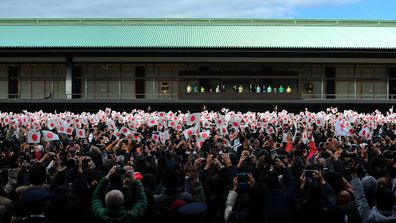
[1,18,396,49]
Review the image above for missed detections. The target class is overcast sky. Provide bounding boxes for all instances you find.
[0,0,394,19]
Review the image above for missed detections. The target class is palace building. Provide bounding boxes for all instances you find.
[0,18,395,111]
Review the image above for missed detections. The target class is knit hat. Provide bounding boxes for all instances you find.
[22,187,49,203]
[336,190,351,206]
[134,172,143,181]
[178,202,207,216]
[170,199,187,213]
[361,176,377,207]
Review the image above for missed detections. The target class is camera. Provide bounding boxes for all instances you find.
[18,155,25,162]
[245,155,253,162]
[293,149,305,156]
[116,165,125,175]
[304,170,315,183]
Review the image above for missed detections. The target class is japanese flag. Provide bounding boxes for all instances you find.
[266,126,275,135]
[147,118,158,127]
[3,117,10,125]
[202,120,211,129]
[27,130,41,144]
[105,107,112,116]
[64,127,74,135]
[133,133,141,142]
[167,111,174,119]
[302,131,308,144]
[76,129,86,139]
[183,127,195,139]
[216,117,226,127]
[187,113,201,125]
[316,116,325,127]
[159,131,167,144]
[42,130,60,142]
[47,119,57,130]
[175,124,182,131]
[199,131,211,140]
[152,134,160,143]
[120,126,132,136]
[196,137,205,149]
[168,120,177,128]
[106,119,117,130]
[158,112,166,119]
[113,130,122,139]
[229,117,240,129]
[359,126,371,139]
[58,125,66,134]
[220,126,228,136]
[64,118,73,127]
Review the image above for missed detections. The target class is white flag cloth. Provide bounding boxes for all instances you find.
[183,127,195,139]
[105,107,112,116]
[27,130,41,144]
[120,126,132,137]
[76,129,86,139]
[42,130,60,142]
[47,119,57,130]
[113,130,121,139]
[152,134,160,143]
[106,119,117,130]
[187,113,201,125]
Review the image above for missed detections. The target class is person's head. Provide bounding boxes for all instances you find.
[29,163,47,186]
[162,169,179,189]
[376,188,395,212]
[105,189,125,210]
[22,187,50,215]
[142,173,156,191]
[361,176,377,208]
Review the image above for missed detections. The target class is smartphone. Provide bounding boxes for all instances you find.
[237,173,249,191]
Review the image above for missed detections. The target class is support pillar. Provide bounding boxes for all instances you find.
[66,57,72,99]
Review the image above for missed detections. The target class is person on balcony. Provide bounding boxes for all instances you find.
[279,85,285,93]
[286,86,292,93]
[267,85,272,93]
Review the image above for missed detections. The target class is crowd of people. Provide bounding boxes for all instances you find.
[0,107,394,223]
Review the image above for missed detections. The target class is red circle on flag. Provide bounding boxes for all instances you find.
[317,120,321,125]
[50,123,55,128]
[66,128,72,134]
[60,127,64,132]
[67,120,70,123]
[190,116,195,122]
[218,120,222,124]
[79,130,83,136]
[233,122,238,127]
[176,125,181,130]
[47,132,53,138]
[116,132,121,137]
[187,130,192,135]
[151,120,155,124]
[362,130,366,135]
[202,133,208,138]
[123,128,128,133]
[32,134,38,141]
[171,122,174,126]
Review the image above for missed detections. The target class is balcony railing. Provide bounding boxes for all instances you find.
[1,93,395,101]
